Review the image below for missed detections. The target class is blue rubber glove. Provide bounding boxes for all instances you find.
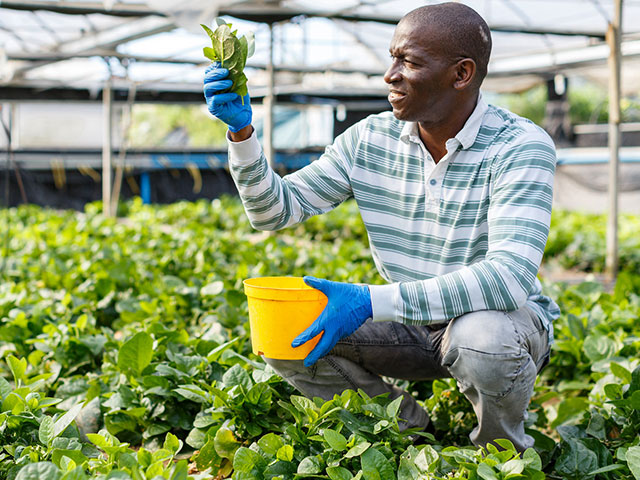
[292,276,373,367]
[203,63,252,132]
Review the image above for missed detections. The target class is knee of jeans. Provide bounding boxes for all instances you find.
[263,357,309,379]
[443,310,520,357]
[443,345,528,398]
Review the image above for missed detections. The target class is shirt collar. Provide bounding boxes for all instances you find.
[399,93,489,150]
[399,121,419,144]
[455,94,488,149]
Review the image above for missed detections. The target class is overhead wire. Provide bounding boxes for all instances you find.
[0,17,34,53]
[501,0,560,66]
[588,0,612,22]
[333,19,388,69]
[32,10,64,44]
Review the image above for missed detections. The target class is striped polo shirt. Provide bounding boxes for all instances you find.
[228,97,560,340]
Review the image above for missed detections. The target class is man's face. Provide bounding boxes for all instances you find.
[384,20,456,125]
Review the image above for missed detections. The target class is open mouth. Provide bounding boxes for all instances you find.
[388,91,406,104]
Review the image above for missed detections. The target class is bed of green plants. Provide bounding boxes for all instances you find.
[1,197,639,480]
[545,210,640,273]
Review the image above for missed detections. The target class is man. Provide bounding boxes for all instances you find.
[203,2,559,452]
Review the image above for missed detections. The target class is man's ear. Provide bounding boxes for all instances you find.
[452,58,476,90]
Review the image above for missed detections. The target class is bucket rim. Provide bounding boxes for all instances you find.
[243,276,327,301]
[243,276,313,291]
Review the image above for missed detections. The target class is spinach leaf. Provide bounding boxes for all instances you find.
[202,19,255,103]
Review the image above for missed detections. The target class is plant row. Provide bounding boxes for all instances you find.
[0,198,639,479]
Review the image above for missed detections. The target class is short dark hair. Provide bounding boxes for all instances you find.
[402,2,492,87]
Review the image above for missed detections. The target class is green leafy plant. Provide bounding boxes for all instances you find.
[545,209,640,273]
[201,18,255,103]
[2,198,640,479]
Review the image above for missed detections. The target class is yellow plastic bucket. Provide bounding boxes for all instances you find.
[243,276,328,359]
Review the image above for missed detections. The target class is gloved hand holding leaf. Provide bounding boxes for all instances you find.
[201,18,255,104]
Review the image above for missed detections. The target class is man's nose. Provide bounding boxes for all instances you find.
[384,61,400,84]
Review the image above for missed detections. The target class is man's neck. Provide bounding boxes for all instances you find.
[418,93,478,163]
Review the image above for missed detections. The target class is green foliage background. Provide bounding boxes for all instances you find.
[129,105,229,148]
[1,198,640,479]
[493,83,640,126]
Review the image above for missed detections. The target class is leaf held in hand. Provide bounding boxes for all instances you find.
[201,18,255,104]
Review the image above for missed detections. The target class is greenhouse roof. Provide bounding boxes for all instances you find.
[1,0,640,102]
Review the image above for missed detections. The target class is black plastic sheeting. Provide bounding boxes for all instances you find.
[1,167,239,210]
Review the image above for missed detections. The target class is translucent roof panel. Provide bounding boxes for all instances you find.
[1,0,640,98]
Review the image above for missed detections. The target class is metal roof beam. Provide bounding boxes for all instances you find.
[54,16,174,55]
[488,25,604,40]
[489,38,640,77]
[0,1,608,38]
[9,16,175,79]
[225,8,608,38]
[15,36,640,78]
[6,53,386,76]
[0,83,388,104]
[0,1,156,17]
[7,52,199,65]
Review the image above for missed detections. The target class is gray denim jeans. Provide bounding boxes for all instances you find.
[264,306,550,452]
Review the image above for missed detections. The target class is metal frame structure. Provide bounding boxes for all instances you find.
[2,1,639,96]
[0,0,637,276]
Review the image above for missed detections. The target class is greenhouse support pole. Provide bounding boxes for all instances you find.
[102,77,113,217]
[264,23,276,169]
[605,0,622,281]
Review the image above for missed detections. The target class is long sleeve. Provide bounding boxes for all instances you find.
[227,124,363,231]
[370,129,556,325]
